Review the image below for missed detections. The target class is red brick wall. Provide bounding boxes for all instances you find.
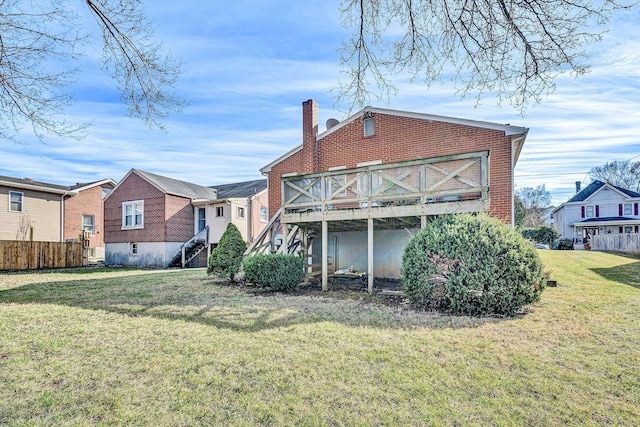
[267,106,515,224]
[165,194,195,242]
[64,183,113,248]
[105,172,172,243]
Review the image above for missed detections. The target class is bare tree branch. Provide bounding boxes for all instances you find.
[590,160,640,192]
[0,0,187,143]
[336,0,638,113]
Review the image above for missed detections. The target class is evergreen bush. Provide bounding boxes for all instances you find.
[521,225,560,247]
[243,254,304,291]
[402,214,546,315]
[207,223,246,282]
[557,238,574,250]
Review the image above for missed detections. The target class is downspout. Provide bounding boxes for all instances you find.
[246,196,252,243]
[61,194,65,242]
[511,136,515,227]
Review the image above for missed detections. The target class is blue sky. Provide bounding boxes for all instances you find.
[1,0,639,206]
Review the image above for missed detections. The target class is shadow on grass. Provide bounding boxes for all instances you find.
[0,270,510,332]
[591,257,640,290]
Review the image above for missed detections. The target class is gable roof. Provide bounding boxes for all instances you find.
[211,179,267,199]
[0,175,76,195]
[128,169,218,200]
[261,105,529,173]
[69,178,117,192]
[567,180,640,203]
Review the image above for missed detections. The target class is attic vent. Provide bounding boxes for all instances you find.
[326,118,339,130]
[364,116,375,137]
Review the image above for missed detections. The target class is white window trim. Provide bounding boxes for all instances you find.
[9,191,23,212]
[237,206,245,219]
[623,203,633,216]
[82,214,95,236]
[259,206,268,223]
[585,205,594,218]
[216,206,224,217]
[364,117,375,137]
[122,200,144,230]
[129,242,138,255]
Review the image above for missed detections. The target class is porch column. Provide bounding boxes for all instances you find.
[368,217,374,293]
[322,220,328,291]
[421,215,427,228]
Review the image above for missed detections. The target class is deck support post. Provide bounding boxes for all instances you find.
[368,218,374,293]
[322,220,328,291]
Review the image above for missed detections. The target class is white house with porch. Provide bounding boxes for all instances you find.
[553,180,640,247]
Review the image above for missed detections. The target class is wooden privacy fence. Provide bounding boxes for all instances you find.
[592,233,640,256]
[0,240,87,270]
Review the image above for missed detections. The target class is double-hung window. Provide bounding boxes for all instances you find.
[82,215,95,235]
[9,191,23,212]
[623,203,633,216]
[122,200,144,229]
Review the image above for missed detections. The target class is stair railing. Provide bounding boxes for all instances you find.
[180,226,209,268]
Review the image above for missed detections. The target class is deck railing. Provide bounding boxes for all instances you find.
[282,151,489,214]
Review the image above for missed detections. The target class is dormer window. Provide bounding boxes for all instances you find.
[364,117,375,137]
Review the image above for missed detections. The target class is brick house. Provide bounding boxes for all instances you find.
[553,180,640,246]
[104,169,268,268]
[64,179,116,259]
[248,100,529,290]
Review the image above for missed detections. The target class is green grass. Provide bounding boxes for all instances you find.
[1,252,639,426]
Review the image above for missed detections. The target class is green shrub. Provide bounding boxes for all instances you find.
[243,254,304,291]
[401,214,546,315]
[557,238,574,250]
[207,223,246,281]
[521,225,560,247]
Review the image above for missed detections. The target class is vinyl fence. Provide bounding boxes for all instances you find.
[592,233,640,256]
[0,240,87,270]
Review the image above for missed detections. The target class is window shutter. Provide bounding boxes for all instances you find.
[595,205,600,218]
[581,206,585,218]
[619,204,623,216]
[635,203,639,216]
[619,226,623,233]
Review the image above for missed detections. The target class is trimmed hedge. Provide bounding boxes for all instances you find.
[402,214,546,315]
[243,254,304,291]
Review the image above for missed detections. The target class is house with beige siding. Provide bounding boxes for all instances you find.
[193,179,268,245]
[1,176,75,242]
[1,175,116,259]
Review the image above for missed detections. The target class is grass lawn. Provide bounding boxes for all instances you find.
[1,251,639,426]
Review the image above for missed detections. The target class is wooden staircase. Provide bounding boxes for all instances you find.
[169,226,209,268]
